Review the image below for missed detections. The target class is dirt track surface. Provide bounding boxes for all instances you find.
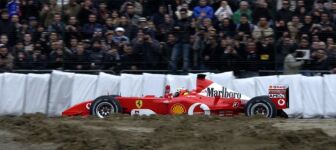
[0,114,336,150]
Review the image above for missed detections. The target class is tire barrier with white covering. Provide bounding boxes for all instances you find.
[0,70,336,118]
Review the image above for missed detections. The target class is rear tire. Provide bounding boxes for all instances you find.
[244,96,277,118]
[90,95,122,118]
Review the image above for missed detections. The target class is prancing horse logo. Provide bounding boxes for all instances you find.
[136,100,143,108]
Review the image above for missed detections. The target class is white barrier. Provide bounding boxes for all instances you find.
[323,75,336,118]
[0,70,335,118]
[70,74,98,106]
[120,74,143,96]
[142,73,166,97]
[48,71,74,116]
[232,78,257,98]
[0,73,26,115]
[95,72,120,97]
[166,75,193,92]
[301,77,324,118]
[24,74,50,114]
[209,72,235,89]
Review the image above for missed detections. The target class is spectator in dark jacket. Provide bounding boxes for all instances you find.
[252,1,272,24]
[242,41,259,77]
[70,43,90,70]
[20,0,39,20]
[169,8,192,73]
[82,14,102,39]
[102,46,121,70]
[88,40,104,69]
[236,14,254,35]
[0,10,17,46]
[48,13,66,35]
[65,16,81,42]
[0,45,13,71]
[310,49,329,72]
[119,15,138,41]
[202,35,220,69]
[133,31,160,69]
[221,45,242,72]
[152,5,167,27]
[48,41,71,69]
[123,3,141,26]
[218,18,236,37]
[77,0,97,25]
[276,0,293,22]
[159,33,176,69]
[13,51,31,69]
[120,43,141,70]
[30,43,47,69]
[257,36,275,70]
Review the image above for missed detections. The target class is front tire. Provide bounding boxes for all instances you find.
[244,96,277,118]
[90,95,122,118]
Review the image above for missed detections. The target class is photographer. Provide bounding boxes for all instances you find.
[283,46,304,75]
[220,44,242,72]
[133,31,160,69]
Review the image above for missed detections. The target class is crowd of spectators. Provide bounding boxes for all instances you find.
[0,0,336,76]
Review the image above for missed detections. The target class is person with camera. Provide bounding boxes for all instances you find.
[220,42,242,72]
[283,45,304,75]
[133,30,160,70]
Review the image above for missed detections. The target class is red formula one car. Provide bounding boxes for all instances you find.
[63,75,289,118]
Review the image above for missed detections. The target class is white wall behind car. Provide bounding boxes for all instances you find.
[0,70,335,118]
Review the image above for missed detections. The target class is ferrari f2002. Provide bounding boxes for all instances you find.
[62,75,289,118]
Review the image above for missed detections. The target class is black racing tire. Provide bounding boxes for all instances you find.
[90,95,122,118]
[244,96,277,118]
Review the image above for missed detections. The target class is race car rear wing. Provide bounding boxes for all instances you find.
[268,85,289,109]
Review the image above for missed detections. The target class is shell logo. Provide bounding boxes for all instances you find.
[170,104,186,115]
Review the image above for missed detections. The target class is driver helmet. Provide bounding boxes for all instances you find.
[177,88,189,96]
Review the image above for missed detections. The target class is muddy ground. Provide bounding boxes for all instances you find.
[0,114,335,150]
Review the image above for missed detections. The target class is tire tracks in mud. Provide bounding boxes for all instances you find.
[0,114,335,150]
